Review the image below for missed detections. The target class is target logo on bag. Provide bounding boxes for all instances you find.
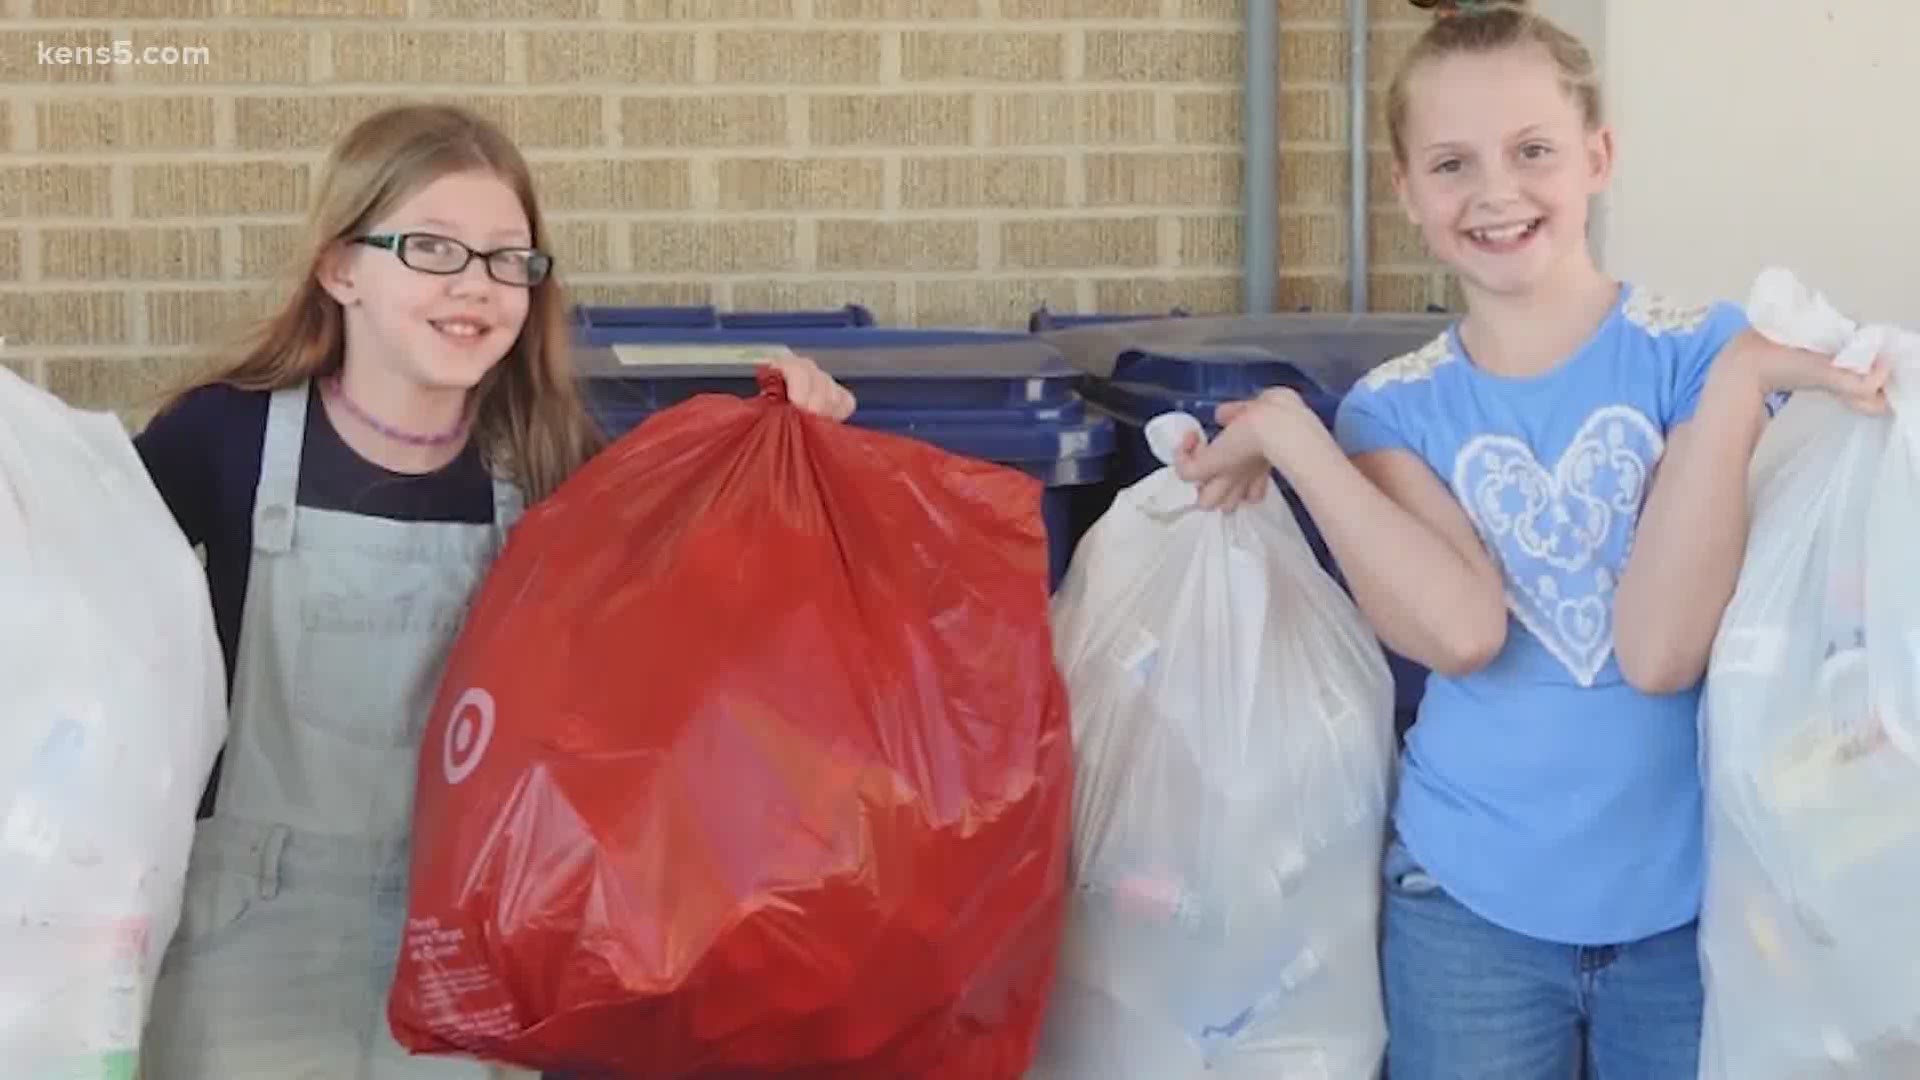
[442,687,495,786]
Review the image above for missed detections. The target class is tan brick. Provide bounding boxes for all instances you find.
[432,0,594,14]
[45,355,209,413]
[815,0,977,18]
[1369,270,1451,313]
[0,166,114,218]
[37,97,216,152]
[0,292,129,347]
[1369,208,1427,265]
[901,156,1068,210]
[121,30,312,84]
[536,221,615,276]
[731,280,902,325]
[461,97,606,150]
[1371,26,1426,86]
[42,227,222,282]
[235,95,398,151]
[241,223,308,279]
[631,222,796,274]
[1285,86,1344,144]
[817,220,977,272]
[1175,87,1343,146]
[1092,276,1240,316]
[1281,28,1345,82]
[230,0,405,15]
[234,93,598,151]
[901,32,1065,82]
[1001,0,1155,18]
[0,29,116,84]
[715,31,882,85]
[810,94,972,147]
[331,31,505,84]
[628,0,789,17]
[621,96,788,149]
[1368,93,1393,149]
[1173,92,1239,145]
[0,230,19,281]
[567,281,715,307]
[147,288,277,348]
[1180,215,1346,277]
[533,159,692,213]
[716,158,885,212]
[132,163,310,218]
[913,278,1077,328]
[1,359,30,382]
[1178,0,1339,16]
[987,91,1155,147]
[1001,217,1157,270]
[1085,30,1241,83]
[0,110,10,153]
[1288,212,1346,268]
[1278,272,1350,312]
[33,0,218,15]
[1178,215,1238,267]
[1368,152,1397,201]
[527,30,696,85]
[1086,152,1241,208]
[1281,149,1349,209]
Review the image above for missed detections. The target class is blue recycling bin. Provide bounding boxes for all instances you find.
[1027,305,1190,333]
[1067,316,1453,728]
[573,325,1113,592]
[572,303,878,336]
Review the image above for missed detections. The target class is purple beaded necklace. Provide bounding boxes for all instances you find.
[321,374,472,448]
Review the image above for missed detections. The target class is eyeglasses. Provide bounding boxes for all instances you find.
[352,232,553,287]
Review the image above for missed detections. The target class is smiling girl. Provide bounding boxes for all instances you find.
[132,103,853,1077]
[1174,3,1886,1076]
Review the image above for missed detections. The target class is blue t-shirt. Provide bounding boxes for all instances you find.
[1333,283,1750,946]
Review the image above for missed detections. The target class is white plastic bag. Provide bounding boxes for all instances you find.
[0,369,226,1079]
[1698,269,1920,1079]
[1031,412,1396,1080]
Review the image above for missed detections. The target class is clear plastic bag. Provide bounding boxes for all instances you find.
[0,370,226,1079]
[1032,412,1397,1080]
[1698,273,1920,1079]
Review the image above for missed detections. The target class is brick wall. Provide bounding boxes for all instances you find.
[2,0,1449,419]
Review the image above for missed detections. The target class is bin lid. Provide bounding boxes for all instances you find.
[1078,347,1340,429]
[1039,312,1453,392]
[573,332,1084,410]
[571,303,877,332]
[584,399,1114,486]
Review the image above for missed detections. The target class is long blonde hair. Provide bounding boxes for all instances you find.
[163,102,603,503]
[1386,1,1603,166]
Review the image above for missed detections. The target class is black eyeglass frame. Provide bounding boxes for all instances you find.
[351,231,554,287]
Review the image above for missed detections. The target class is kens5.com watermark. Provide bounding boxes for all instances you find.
[38,41,211,67]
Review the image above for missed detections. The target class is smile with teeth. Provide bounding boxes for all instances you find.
[431,318,489,339]
[1467,219,1544,244]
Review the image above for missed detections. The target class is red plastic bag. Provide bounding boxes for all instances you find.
[388,371,1074,1079]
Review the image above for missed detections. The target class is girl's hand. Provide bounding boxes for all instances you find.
[1735,331,1891,415]
[767,354,857,421]
[1173,388,1322,511]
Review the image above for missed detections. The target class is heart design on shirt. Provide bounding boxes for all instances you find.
[1451,406,1665,685]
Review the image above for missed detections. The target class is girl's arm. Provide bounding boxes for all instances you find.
[1180,391,1509,677]
[1613,330,1889,695]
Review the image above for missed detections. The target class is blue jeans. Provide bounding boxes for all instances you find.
[1382,838,1702,1080]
